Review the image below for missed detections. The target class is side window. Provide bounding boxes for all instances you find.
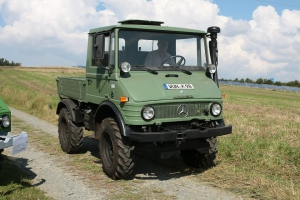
[138,39,158,51]
[93,33,110,66]
[119,38,125,51]
[109,32,115,67]
[200,38,207,66]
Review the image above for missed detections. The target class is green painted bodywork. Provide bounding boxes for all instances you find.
[57,21,224,126]
[0,98,11,135]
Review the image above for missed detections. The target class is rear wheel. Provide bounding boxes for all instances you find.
[181,137,218,168]
[98,118,135,180]
[58,108,83,153]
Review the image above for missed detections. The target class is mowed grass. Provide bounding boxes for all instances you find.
[0,67,299,199]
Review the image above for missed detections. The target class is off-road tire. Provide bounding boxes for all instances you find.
[58,108,83,154]
[98,118,135,180]
[0,149,3,170]
[181,137,218,168]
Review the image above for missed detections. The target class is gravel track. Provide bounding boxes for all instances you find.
[5,107,244,200]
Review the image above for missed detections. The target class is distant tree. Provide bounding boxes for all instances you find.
[245,78,254,83]
[3,59,10,66]
[274,81,282,86]
[287,80,300,87]
[264,79,273,85]
[256,78,264,84]
[223,77,300,87]
[0,58,21,67]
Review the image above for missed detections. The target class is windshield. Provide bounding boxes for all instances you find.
[118,30,207,71]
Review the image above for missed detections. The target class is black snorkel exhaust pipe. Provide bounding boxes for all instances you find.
[207,26,220,87]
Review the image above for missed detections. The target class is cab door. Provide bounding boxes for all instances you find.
[86,32,116,104]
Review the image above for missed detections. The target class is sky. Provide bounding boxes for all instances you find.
[0,0,300,82]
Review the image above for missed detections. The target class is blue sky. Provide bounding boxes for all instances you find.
[214,0,300,20]
[0,0,300,82]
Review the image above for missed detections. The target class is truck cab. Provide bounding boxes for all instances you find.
[56,20,232,180]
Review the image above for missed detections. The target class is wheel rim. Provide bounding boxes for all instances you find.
[102,131,114,168]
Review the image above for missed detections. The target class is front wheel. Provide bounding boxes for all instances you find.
[98,118,135,180]
[181,137,218,168]
[58,108,83,154]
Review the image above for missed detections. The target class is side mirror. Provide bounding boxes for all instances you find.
[94,34,105,59]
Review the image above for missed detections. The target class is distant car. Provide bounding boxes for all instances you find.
[0,97,27,169]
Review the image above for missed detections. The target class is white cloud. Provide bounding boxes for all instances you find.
[0,0,299,81]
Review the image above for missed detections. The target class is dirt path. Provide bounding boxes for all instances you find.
[6,107,244,200]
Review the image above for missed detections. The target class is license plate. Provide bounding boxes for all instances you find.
[12,132,28,155]
[163,84,194,90]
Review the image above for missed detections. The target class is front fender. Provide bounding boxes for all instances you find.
[56,99,83,123]
[95,101,130,137]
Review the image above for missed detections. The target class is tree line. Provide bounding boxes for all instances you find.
[0,58,21,66]
[220,78,300,88]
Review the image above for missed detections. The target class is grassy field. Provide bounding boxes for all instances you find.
[0,66,299,199]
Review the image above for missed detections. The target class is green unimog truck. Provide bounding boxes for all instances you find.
[56,20,232,180]
[0,98,28,169]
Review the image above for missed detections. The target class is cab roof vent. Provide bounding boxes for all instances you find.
[118,19,164,26]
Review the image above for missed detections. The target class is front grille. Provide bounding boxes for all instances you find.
[153,103,209,119]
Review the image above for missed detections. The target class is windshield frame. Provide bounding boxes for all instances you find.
[116,29,209,72]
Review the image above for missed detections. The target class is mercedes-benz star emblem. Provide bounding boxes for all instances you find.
[177,104,189,118]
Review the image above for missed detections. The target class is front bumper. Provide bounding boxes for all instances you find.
[0,132,28,153]
[128,124,232,142]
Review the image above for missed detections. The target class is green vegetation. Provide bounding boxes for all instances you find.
[221,77,300,87]
[0,67,299,199]
[0,58,21,66]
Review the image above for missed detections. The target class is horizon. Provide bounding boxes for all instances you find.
[0,0,300,82]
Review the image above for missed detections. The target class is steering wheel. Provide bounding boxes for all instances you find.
[161,55,186,66]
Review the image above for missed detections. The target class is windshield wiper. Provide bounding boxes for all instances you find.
[171,66,192,75]
[133,66,158,75]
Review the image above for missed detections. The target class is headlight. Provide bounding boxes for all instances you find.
[141,106,155,121]
[1,115,10,127]
[210,103,222,117]
[207,64,216,74]
[120,62,131,73]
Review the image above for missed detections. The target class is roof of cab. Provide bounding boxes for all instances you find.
[89,19,206,34]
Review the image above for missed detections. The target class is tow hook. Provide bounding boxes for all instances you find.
[176,133,186,147]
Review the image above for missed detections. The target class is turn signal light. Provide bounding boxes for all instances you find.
[222,94,226,98]
[120,96,129,103]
